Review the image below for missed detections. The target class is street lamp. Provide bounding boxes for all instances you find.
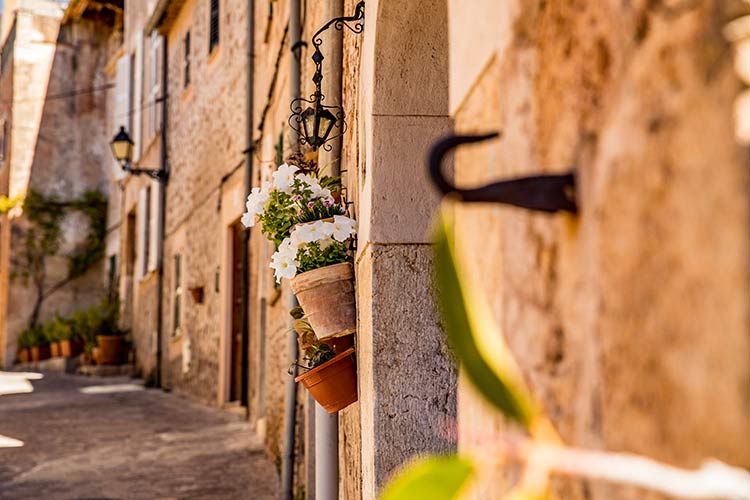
[289,1,365,151]
[109,126,168,182]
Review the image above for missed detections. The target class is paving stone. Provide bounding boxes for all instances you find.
[0,373,280,500]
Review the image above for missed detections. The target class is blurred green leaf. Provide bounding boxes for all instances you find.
[380,455,474,500]
[433,210,537,428]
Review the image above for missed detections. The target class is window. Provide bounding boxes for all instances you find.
[173,253,182,336]
[183,31,191,87]
[148,33,162,137]
[107,254,118,299]
[137,186,151,279]
[209,0,220,53]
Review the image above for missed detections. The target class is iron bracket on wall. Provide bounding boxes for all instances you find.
[288,1,365,151]
[428,132,577,214]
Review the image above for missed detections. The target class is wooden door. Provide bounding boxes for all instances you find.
[229,222,243,402]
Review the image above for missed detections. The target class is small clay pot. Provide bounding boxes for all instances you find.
[295,347,357,413]
[291,263,356,340]
[95,335,123,365]
[322,333,354,354]
[50,341,61,358]
[18,348,30,363]
[59,339,83,358]
[31,345,51,362]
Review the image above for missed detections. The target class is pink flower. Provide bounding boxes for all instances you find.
[323,199,332,207]
[297,209,303,216]
[292,195,302,202]
[307,201,315,208]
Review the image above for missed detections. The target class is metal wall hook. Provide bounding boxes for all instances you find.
[428,132,577,214]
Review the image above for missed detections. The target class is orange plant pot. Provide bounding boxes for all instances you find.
[18,348,30,363]
[31,345,50,362]
[59,339,83,358]
[295,347,357,413]
[290,263,356,340]
[95,335,123,365]
[50,342,61,358]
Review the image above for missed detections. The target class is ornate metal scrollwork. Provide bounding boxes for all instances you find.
[289,1,365,151]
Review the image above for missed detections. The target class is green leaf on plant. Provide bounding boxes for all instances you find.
[379,455,474,500]
[432,209,537,428]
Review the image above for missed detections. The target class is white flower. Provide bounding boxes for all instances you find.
[245,186,270,216]
[331,215,357,242]
[277,237,299,258]
[270,248,298,283]
[240,212,255,228]
[291,221,327,244]
[296,173,333,200]
[318,236,335,250]
[272,163,299,193]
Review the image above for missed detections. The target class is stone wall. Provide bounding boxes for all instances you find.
[0,3,116,366]
[448,1,750,498]
[156,0,249,404]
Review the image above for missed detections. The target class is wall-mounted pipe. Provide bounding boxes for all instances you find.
[281,1,302,498]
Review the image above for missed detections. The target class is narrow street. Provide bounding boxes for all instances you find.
[0,373,279,500]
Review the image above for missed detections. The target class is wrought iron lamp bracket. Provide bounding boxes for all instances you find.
[289,1,365,151]
[428,132,577,214]
[123,164,169,183]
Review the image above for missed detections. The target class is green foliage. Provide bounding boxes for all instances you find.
[432,211,537,428]
[66,190,107,279]
[289,306,305,319]
[13,189,108,329]
[294,197,345,225]
[259,190,296,246]
[17,327,42,349]
[70,298,123,350]
[41,315,72,343]
[296,240,352,274]
[379,455,474,500]
[304,342,335,368]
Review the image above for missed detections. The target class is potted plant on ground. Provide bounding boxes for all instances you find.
[93,299,125,365]
[29,326,50,361]
[16,329,33,363]
[294,342,357,413]
[54,315,81,357]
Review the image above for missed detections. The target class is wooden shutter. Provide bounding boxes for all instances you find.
[147,181,160,272]
[136,187,148,279]
[133,34,144,160]
[112,55,131,180]
[209,0,220,53]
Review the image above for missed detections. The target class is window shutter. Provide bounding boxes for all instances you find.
[209,0,220,52]
[136,187,148,279]
[148,33,162,138]
[112,55,131,180]
[133,34,144,160]
[148,181,160,272]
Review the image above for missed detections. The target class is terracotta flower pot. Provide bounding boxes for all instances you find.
[291,263,356,340]
[18,348,30,363]
[95,335,123,365]
[323,333,354,354]
[31,345,51,362]
[50,341,61,358]
[295,347,357,413]
[59,339,83,358]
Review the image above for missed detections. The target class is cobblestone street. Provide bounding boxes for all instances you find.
[0,373,279,500]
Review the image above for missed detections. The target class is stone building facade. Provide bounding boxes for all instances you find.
[0,0,122,367]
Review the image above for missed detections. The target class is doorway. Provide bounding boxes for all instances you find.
[229,221,244,402]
